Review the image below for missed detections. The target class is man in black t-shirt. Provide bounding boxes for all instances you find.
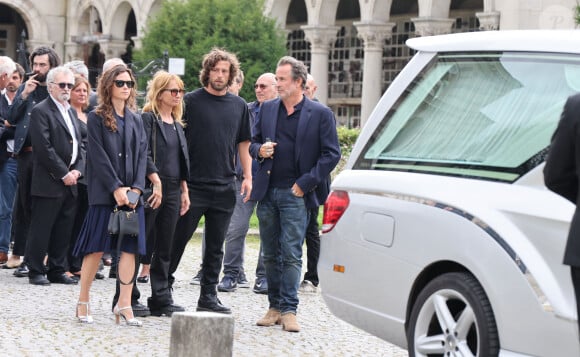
[169,48,252,314]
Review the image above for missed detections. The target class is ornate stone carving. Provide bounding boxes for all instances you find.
[301,26,339,52]
[354,22,395,50]
[476,11,501,31]
[411,17,454,36]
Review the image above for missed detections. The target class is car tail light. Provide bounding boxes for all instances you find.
[322,190,349,233]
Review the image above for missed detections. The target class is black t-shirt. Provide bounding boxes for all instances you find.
[182,88,251,185]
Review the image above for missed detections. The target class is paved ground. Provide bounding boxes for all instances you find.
[0,234,408,356]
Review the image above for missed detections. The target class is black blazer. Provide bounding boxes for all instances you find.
[249,97,341,209]
[544,93,580,267]
[141,111,190,182]
[29,97,85,198]
[85,108,148,206]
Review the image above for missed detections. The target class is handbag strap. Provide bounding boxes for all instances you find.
[115,207,140,286]
[152,114,158,164]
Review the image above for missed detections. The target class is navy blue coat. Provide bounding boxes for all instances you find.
[249,97,341,209]
[86,108,148,206]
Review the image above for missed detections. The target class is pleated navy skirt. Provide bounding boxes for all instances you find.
[73,204,146,257]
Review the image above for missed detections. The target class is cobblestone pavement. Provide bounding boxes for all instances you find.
[0,235,408,357]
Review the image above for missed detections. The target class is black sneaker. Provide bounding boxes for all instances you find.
[253,277,268,294]
[190,269,202,285]
[217,275,238,292]
[237,272,250,288]
[13,263,29,277]
[149,303,185,317]
[131,301,151,317]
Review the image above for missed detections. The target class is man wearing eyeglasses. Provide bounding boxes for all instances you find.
[8,46,61,279]
[26,66,85,285]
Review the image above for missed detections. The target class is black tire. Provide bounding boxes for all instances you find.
[407,272,499,357]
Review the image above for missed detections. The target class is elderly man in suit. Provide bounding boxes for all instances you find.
[250,56,341,332]
[27,66,85,285]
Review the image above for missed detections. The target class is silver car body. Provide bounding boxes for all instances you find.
[319,30,580,356]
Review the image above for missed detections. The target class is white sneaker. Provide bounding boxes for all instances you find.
[298,280,317,294]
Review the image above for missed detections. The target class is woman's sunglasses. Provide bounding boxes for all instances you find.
[163,89,185,97]
[114,80,135,88]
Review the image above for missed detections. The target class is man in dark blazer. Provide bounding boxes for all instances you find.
[249,56,341,332]
[544,92,580,336]
[27,66,85,285]
[8,46,60,278]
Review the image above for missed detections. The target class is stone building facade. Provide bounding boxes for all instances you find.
[0,0,577,126]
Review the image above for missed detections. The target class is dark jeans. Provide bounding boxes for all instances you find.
[170,182,236,288]
[304,206,321,286]
[147,178,182,307]
[11,151,32,257]
[257,187,308,314]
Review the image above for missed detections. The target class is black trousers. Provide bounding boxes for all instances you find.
[304,206,321,286]
[571,266,580,337]
[26,192,78,278]
[148,178,181,307]
[169,182,236,289]
[11,151,32,256]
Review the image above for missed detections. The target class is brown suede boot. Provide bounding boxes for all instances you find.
[280,312,300,332]
[256,308,281,326]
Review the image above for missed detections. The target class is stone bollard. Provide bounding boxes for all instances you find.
[170,312,234,357]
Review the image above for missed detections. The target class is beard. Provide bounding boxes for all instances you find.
[6,84,18,92]
[209,80,227,92]
[34,72,47,83]
[58,92,70,102]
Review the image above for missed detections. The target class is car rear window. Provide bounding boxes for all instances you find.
[356,52,580,182]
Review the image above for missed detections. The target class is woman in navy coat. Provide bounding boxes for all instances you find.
[74,65,147,326]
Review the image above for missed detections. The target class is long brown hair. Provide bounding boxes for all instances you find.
[95,64,137,132]
[142,70,185,126]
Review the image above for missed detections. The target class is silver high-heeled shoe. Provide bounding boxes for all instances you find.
[76,301,94,324]
[113,305,142,327]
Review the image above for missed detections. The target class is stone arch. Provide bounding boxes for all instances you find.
[106,1,134,40]
[0,0,49,44]
[265,0,292,27]
[68,0,104,38]
[359,0,394,23]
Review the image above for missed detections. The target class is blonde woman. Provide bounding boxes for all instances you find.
[140,70,190,316]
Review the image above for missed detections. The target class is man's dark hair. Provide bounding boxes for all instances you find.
[277,56,308,90]
[29,46,61,69]
[198,47,240,88]
[14,63,25,80]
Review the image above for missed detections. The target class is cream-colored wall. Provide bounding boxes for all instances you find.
[496,0,577,29]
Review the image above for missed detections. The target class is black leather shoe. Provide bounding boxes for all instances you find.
[197,297,232,314]
[13,264,29,277]
[132,302,151,317]
[29,275,51,285]
[49,273,78,285]
[150,303,185,317]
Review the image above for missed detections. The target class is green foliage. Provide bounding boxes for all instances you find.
[576,3,580,25]
[333,126,361,177]
[134,0,287,101]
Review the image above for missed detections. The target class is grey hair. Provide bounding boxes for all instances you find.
[277,56,308,90]
[0,56,16,77]
[64,60,89,78]
[46,66,74,85]
[103,58,126,72]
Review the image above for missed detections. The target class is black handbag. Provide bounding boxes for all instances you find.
[108,206,140,237]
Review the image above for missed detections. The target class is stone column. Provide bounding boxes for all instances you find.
[64,42,81,62]
[411,18,454,36]
[354,22,394,127]
[301,25,339,105]
[98,39,129,59]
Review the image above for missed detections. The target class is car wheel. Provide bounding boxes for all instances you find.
[407,272,499,357]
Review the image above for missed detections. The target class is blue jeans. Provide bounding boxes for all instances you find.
[0,157,17,253]
[222,178,265,279]
[257,187,307,314]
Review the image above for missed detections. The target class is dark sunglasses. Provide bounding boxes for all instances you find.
[52,82,74,89]
[254,83,274,90]
[164,88,185,96]
[114,80,135,88]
